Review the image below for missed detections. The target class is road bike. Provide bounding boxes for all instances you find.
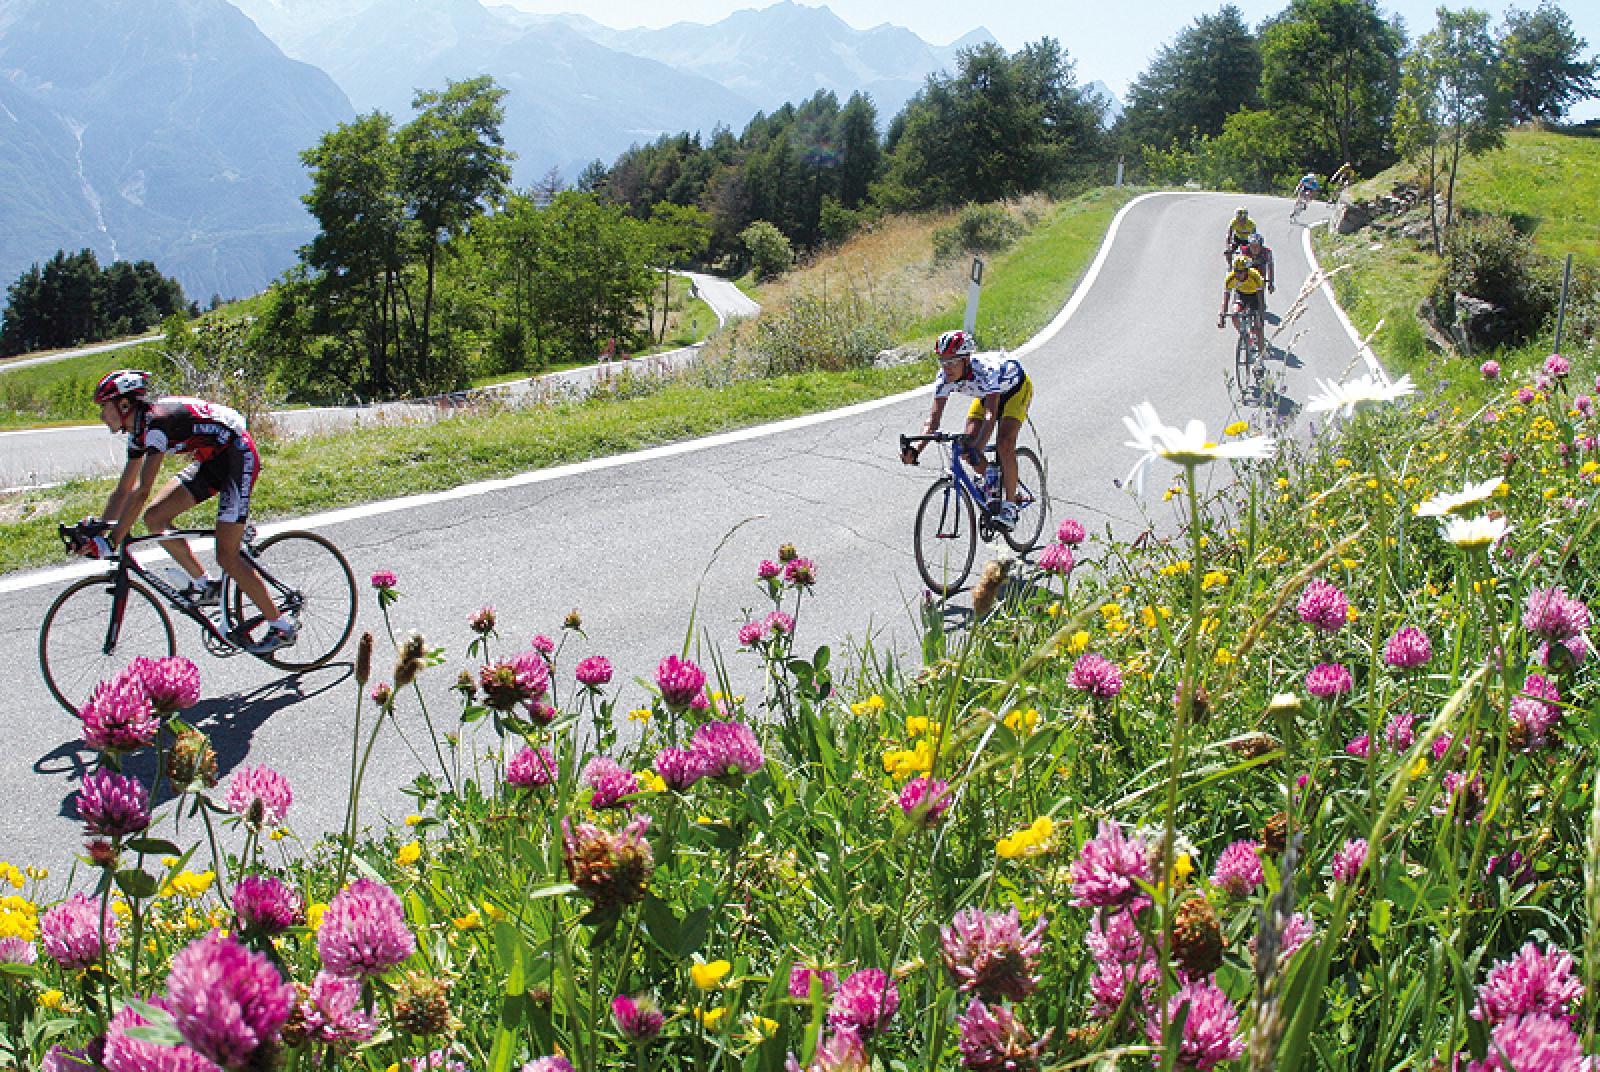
[1228,298,1269,391]
[900,432,1048,597]
[39,523,358,714]
[1289,188,1313,223]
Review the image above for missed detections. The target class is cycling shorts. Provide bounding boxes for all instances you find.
[1234,290,1265,314]
[967,373,1033,424]
[176,433,259,524]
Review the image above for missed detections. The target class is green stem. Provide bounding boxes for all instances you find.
[1157,464,1206,1054]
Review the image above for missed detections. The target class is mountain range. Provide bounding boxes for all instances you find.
[1,0,1117,303]
[0,0,352,302]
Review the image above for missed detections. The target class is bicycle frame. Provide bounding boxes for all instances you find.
[86,528,279,658]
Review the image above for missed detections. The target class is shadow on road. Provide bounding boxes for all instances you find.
[38,664,354,821]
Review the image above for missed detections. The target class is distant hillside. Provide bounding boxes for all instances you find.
[0,0,353,302]
[564,1,998,121]
[260,0,756,181]
[232,0,1008,175]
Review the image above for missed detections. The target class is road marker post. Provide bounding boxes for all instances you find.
[964,257,984,336]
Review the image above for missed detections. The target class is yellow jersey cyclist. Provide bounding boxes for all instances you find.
[900,330,1034,532]
[1224,206,1257,264]
[1217,256,1268,345]
[81,369,298,653]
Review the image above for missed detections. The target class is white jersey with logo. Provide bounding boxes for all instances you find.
[933,351,1024,402]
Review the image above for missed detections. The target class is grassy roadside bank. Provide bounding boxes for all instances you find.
[0,187,1137,575]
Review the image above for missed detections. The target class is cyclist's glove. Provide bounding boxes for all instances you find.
[84,535,114,559]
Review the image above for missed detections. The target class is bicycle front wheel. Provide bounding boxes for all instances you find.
[227,530,357,671]
[1003,447,1049,553]
[914,477,978,597]
[40,577,176,715]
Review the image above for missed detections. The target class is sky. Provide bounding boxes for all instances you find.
[503,0,1600,120]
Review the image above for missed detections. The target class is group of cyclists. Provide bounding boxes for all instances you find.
[906,168,1357,503]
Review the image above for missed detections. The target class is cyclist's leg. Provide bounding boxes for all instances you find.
[144,478,206,581]
[212,439,280,624]
[215,521,279,624]
[994,377,1032,501]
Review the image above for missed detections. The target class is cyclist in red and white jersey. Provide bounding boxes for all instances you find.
[83,370,297,653]
[900,330,1034,532]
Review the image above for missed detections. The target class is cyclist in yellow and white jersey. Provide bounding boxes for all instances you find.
[900,330,1033,532]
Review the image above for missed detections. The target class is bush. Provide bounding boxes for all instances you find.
[741,221,795,281]
[750,287,894,375]
[1430,214,1561,346]
[932,202,1024,261]
[157,315,283,441]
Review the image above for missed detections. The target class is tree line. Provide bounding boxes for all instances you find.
[0,250,190,357]
[1117,0,1596,203]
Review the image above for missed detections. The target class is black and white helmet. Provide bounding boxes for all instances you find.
[93,369,150,404]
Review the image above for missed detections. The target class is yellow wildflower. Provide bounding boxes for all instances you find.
[1174,853,1195,881]
[307,902,329,931]
[905,716,933,737]
[1004,708,1039,735]
[637,770,667,794]
[1140,606,1158,629]
[404,814,424,827]
[40,989,64,1010]
[1224,420,1249,436]
[452,911,481,931]
[1100,602,1124,618]
[627,708,652,723]
[695,1006,727,1029]
[396,842,422,867]
[482,902,508,924]
[996,816,1055,860]
[0,863,24,890]
[162,870,215,899]
[1409,755,1429,780]
[1201,571,1229,590]
[850,695,886,717]
[1069,630,1090,654]
[691,960,732,990]
[882,739,935,779]
[1214,648,1235,667]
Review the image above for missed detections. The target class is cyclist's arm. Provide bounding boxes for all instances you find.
[104,453,163,546]
[904,394,950,463]
[1265,252,1276,288]
[1219,281,1236,318]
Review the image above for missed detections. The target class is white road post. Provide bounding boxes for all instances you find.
[964,257,984,336]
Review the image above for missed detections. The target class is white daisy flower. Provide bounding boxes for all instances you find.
[1440,514,1509,548]
[1305,373,1416,416]
[1415,477,1505,517]
[1122,402,1276,496]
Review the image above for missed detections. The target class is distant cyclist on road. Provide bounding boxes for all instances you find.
[82,370,297,653]
[900,330,1033,532]
[1224,207,1257,264]
[1292,172,1319,218]
[1218,256,1268,346]
[1328,161,1356,199]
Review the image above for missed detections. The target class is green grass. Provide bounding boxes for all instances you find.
[0,362,930,575]
[1448,130,1600,263]
[907,186,1141,348]
[0,343,164,429]
[1320,129,1597,380]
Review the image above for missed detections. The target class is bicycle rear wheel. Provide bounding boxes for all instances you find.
[913,477,978,597]
[227,530,357,671]
[40,576,176,714]
[1002,447,1049,553]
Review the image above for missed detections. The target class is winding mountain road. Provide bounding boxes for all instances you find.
[0,194,1357,878]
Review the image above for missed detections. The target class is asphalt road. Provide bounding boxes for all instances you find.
[0,272,746,490]
[0,193,1353,880]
